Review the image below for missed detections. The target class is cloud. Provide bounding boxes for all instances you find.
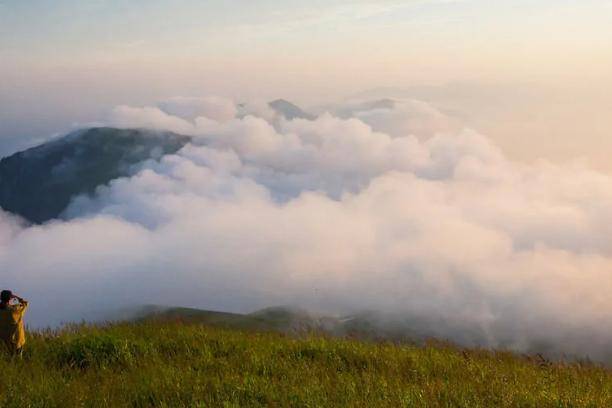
[341,99,462,139]
[3,97,612,362]
[157,96,237,122]
[109,105,195,135]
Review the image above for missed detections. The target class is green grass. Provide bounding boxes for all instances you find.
[1,322,611,407]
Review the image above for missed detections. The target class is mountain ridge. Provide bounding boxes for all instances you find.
[0,127,190,223]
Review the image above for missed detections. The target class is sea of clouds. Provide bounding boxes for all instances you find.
[2,96,612,362]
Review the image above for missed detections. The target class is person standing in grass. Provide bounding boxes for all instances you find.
[0,290,28,357]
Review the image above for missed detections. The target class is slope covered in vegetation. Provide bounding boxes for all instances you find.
[0,127,190,223]
[1,321,611,407]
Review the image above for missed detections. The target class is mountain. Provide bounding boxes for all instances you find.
[269,99,315,120]
[0,127,190,224]
[130,305,512,349]
[127,305,342,335]
[127,305,432,344]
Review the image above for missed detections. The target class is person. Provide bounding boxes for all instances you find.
[0,290,28,356]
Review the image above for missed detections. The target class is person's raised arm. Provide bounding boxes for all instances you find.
[12,294,28,310]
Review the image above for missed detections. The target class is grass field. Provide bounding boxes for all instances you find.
[1,321,611,407]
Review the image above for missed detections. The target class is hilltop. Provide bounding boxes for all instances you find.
[129,306,454,346]
[0,127,190,223]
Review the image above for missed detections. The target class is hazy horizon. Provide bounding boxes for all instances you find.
[1,1,611,168]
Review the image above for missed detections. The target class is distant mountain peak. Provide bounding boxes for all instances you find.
[0,127,190,224]
[269,99,315,120]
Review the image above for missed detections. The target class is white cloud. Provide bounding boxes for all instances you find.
[157,96,237,122]
[109,105,195,135]
[3,97,612,362]
[345,99,461,139]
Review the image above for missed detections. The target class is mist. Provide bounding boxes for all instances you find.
[2,97,612,362]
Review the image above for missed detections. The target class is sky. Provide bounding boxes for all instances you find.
[1,0,611,167]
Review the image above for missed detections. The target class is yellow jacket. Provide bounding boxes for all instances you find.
[0,301,28,352]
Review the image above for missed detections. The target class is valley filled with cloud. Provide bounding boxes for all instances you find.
[2,97,612,361]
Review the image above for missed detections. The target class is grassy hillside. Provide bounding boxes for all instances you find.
[1,321,611,407]
[133,306,344,334]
